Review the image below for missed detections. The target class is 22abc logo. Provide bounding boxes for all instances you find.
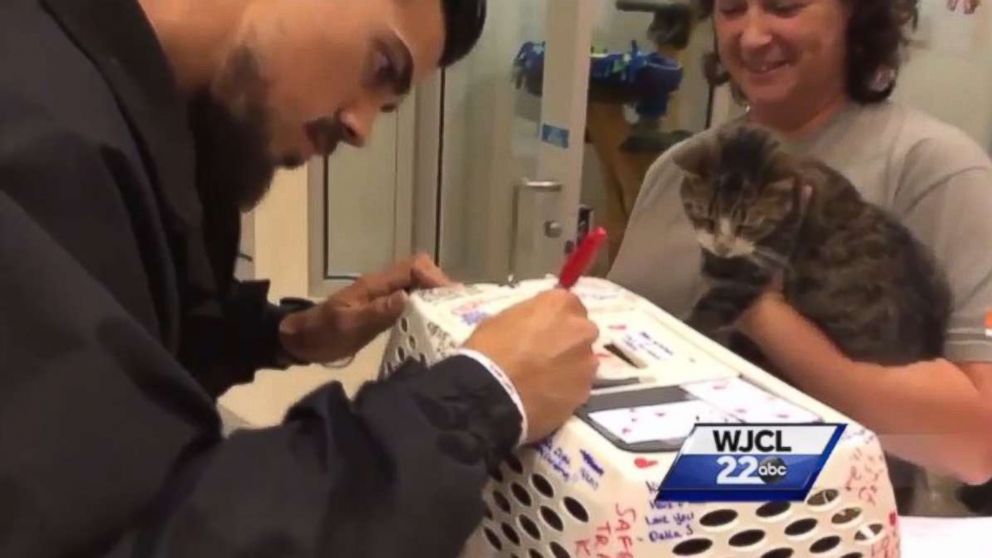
[716,456,790,485]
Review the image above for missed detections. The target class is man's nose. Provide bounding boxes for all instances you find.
[338,102,381,148]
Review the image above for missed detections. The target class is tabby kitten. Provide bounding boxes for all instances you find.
[674,124,951,367]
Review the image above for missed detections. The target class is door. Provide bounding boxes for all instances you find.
[306,103,416,297]
[422,0,598,284]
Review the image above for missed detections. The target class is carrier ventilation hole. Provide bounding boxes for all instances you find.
[784,518,818,537]
[729,529,766,548]
[810,535,842,554]
[700,509,738,528]
[563,497,589,523]
[672,538,714,556]
[831,507,863,526]
[501,523,521,546]
[806,489,840,509]
[540,506,564,532]
[756,501,791,519]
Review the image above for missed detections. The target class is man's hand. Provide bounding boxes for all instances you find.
[464,290,600,443]
[279,254,452,363]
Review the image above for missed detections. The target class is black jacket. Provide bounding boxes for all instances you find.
[0,0,520,556]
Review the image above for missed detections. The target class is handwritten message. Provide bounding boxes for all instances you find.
[425,323,458,356]
[843,447,885,507]
[417,285,485,304]
[621,331,674,361]
[574,503,638,558]
[644,481,697,542]
[646,502,696,542]
[536,439,573,483]
[871,533,899,558]
[579,450,605,490]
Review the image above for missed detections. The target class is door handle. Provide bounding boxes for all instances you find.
[509,178,564,284]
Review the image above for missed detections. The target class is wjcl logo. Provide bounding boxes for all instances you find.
[713,429,792,485]
[657,424,845,503]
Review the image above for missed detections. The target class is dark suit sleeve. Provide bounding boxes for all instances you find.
[0,182,520,558]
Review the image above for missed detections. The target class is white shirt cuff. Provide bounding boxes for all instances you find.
[455,348,527,447]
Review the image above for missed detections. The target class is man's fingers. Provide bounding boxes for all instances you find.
[353,254,451,301]
[348,266,413,302]
[411,253,452,288]
[358,291,408,335]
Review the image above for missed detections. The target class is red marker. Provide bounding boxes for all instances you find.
[557,226,607,289]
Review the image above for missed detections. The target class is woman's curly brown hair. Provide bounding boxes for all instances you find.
[697,0,918,104]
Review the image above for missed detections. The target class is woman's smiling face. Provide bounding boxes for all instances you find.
[714,0,851,112]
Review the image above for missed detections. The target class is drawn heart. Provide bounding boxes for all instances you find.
[634,458,658,469]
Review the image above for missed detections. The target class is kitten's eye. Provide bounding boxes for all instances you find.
[684,201,705,216]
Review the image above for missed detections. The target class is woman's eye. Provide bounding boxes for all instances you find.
[768,0,803,16]
[717,0,747,16]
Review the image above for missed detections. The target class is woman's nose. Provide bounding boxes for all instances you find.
[740,11,774,51]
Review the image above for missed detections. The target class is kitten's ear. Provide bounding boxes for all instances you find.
[672,136,716,180]
[767,175,798,194]
[765,142,800,183]
[768,176,813,212]
[797,183,814,212]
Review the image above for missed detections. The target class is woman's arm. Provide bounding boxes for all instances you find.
[740,292,992,485]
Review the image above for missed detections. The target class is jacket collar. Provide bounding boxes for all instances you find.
[40,0,201,234]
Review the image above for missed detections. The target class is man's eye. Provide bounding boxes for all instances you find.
[373,49,397,86]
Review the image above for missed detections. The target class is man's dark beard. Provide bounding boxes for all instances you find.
[187,91,276,213]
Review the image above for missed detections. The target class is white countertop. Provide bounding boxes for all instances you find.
[902,516,992,557]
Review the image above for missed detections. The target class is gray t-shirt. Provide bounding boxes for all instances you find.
[609,101,992,363]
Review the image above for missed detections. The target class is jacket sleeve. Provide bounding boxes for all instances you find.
[0,190,522,558]
[177,274,314,397]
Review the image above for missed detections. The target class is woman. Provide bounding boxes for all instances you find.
[609,0,992,515]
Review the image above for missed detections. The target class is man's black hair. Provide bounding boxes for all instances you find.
[439,0,487,67]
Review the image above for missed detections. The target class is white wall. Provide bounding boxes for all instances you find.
[438,2,717,283]
[896,1,992,150]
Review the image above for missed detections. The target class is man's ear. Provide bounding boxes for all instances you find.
[671,136,716,180]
